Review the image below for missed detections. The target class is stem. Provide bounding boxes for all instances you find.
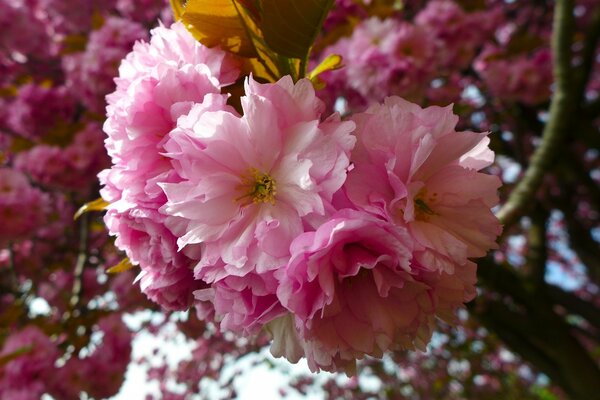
[497,0,576,227]
[0,242,19,294]
[299,56,308,79]
[69,213,89,313]
[7,242,14,273]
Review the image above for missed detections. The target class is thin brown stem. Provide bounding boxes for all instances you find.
[69,213,89,314]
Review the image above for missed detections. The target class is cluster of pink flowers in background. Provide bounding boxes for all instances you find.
[316,0,553,113]
[101,22,502,372]
[0,316,131,400]
[0,2,169,397]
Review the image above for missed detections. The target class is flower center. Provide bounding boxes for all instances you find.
[414,189,438,222]
[237,168,277,205]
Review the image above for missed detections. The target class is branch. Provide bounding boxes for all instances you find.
[551,161,600,284]
[525,207,548,288]
[475,299,569,391]
[565,218,600,284]
[557,191,600,285]
[545,284,600,331]
[583,96,600,119]
[497,0,576,227]
[476,259,600,399]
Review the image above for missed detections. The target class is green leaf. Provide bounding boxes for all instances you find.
[73,198,109,220]
[107,258,134,274]
[261,0,334,59]
[181,0,257,57]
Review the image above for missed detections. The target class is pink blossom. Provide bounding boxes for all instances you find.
[14,146,65,186]
[35,193,74,240]
[63,16,148,114]
[426,73,468,106]
[51,315,132,400]
[37,0,116,34]
[0,0,57,64]
[318,17,435,111]
[323,0,368,31]
[116,0,171,24]
[271,210,480,373]
[475,46,553,105]
[275,209,437,373]
[415,1,499,70]
[104,207,205,310]
[0,168,48,245]
[7,84,75,139]
[160,76,354,330]
[100,22,240,310]
[101,21,238,209]
[113,21,239,94]
[415,260,478,324]
[15,123,108,194]
[194,269,285,334]
[345,96,501,274]
[0,326,60,400]
[161,76,355,280]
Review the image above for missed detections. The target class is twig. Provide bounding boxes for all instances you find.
[7,242,15,273]
[525,207,548,289]
[545,285,600,331]
[497,0,576,227]
[69,212,89,314]
[575,6,600,98]
[0,242,19,294]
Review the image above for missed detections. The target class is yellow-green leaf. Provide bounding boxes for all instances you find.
[0,346,32,366]
[170,0,186,21]
[61,34,88,54]
[0,85,17,98]
[107,258,134,274]
[91,10,105,30]
[307,53,343,83]
[73,198,109,220]
[261,0,334,59]
[9,136,35,153]
[181,0,257,57]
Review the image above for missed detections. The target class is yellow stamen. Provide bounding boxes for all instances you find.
[236,168,277,205]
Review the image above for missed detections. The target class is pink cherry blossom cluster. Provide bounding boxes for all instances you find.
[0,3,173,397]
[0,316,131,400]
[62,16,149,114]
[0,326,60,399]
[317,1,501,112]
[474,46,554,106]
[0,169,50,246]
[14,122,109,193]
[101,21,502,373]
